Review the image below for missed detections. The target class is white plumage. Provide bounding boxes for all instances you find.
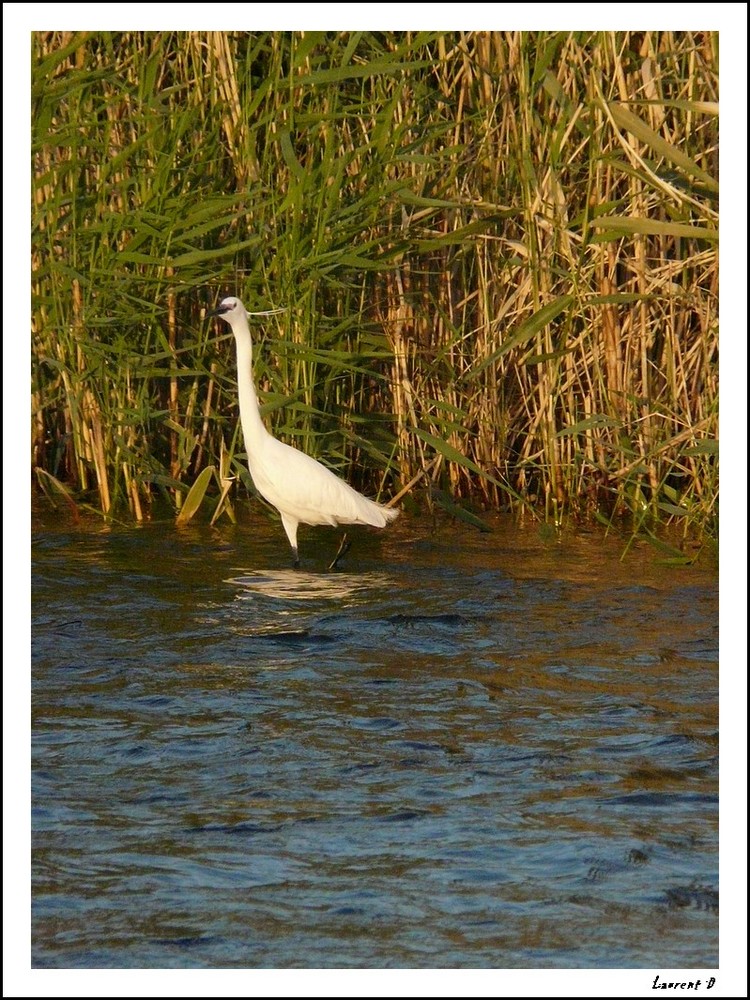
[208,296,399,566]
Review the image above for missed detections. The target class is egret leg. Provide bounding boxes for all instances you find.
[281,513,301,569]
[328,533,351,571]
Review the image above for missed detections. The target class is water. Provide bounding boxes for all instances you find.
[30,503,718,969]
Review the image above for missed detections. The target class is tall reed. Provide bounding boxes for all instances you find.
[32,31,719,544]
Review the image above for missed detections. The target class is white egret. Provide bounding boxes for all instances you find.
[208,297,399,567]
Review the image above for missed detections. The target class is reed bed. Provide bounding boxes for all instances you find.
[32,31,719,548]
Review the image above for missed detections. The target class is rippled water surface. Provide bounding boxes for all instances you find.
[31,504,718,968]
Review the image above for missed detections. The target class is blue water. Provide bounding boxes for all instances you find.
[30,506,718,969]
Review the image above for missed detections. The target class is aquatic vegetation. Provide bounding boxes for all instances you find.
[32,31,718,546]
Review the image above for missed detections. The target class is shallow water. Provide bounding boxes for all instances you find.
[31,503,718,969]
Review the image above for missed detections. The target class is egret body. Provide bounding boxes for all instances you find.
[209,297,399,566]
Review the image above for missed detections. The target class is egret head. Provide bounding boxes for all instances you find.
[208,296,244,322]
